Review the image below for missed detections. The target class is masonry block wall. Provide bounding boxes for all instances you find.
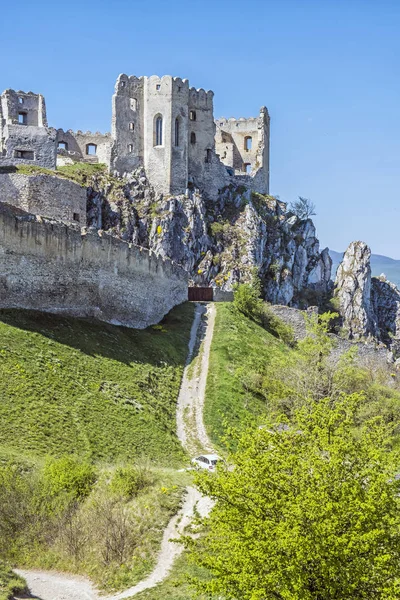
[0,173,87,225]
[0,203,188,328]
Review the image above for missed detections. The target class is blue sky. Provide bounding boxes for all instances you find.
[2,0,400,256]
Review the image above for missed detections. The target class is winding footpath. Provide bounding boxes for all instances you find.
[16,302,216,600]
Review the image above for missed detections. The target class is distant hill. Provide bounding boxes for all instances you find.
[330,250,400,288]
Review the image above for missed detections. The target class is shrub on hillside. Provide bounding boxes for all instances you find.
[42,456,96,500]
[233,282,295,346]
[109,465,154,499]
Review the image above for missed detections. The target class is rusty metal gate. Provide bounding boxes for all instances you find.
[188,287,214,302]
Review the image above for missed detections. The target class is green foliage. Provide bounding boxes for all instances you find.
[289,195,316,220]
[187,395,400,599]
[109,465,154,498]
[0,563,27,600]
[233,282,263,320]
[233,281,295,346]
[0,303,194,464]
[0,457,187,592]
[42,456,96,500]
[56,162,107,185]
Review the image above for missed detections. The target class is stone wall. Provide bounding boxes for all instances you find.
[0,202,188,328]
[56,129,112,166]
[0,90,56,169]
[0,173,87,225]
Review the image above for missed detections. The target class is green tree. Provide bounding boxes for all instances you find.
[186,395,400,599]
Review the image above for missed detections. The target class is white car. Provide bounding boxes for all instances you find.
[192,454,220,472]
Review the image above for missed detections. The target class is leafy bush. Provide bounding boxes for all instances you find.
[0,563,27,600]
[260,307,296,347]
[109,465,154,498]
[42,456,96,500]
[233,283,263,321]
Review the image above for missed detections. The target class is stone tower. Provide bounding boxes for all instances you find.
[0,89,56,168]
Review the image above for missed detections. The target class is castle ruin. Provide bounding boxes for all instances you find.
[0,75,270,199]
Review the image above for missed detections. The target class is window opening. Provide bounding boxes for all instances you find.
[57,142,68,151]
[244,136,252,151]
[205,149,212,163]
[189,110,196,121]
[190,132,196,144]
[14,150,34,160]
[244,163,252,174]
[128,144,133,153]
[175,118,180,147]
[129,122,135,131]
[130,98,137,111]
[73,213,80,222]
[18,97,23,105]
[86,143,97,156]
[155,116,163,146]
[18,113,27,125]
[156,84,161,90]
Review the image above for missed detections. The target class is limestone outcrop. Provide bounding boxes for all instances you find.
[334,241,379,340]
[86,169,332,307]
[335,241,400,353]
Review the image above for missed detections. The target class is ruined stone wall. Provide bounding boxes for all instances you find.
[56,129,112,166]
[0,90,56,169]
[0,173,87,225]
[0,202,188,328]
[215,107,270,194]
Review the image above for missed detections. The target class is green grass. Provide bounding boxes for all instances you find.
[0,303,194,465]
[133,553,215,600]
[0,162,107,186]
[0,563,26,600]
[204,303,288,447]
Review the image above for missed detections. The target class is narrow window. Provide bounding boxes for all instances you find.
[86,143,97,155]
[244,163,251,174]
[57,141,68,151]
[121,81,126,87]
[130,98,137,111]
[190,132,196,144]
[189,110,196,121]
[155,116,163,146]
[129,122,135,131]
[14,150,34,160]
[205,149,212,163]
[18,97,23,105]
[156,84,161,90]
[18,112,27,125]
[73,213,80,222]
[244,136,252,151]
[175,118,180,147]
[128,144,133,153]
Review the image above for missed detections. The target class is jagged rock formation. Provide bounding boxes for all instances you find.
[335,241,400,354]
[86,169,332,307]
[334,241,379,340]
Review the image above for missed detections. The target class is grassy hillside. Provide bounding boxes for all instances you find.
[0,303,194,465]
[0,564,26,600]
[204,303,288,447]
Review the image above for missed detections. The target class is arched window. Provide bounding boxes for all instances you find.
[128,144,133,153]
[190,132,196,144]
[86,143,97,156]
[189,110,196,121]
[244,136,252,151]
[129,122,135,131]
[175,117,180,147]
[155,115,163,146]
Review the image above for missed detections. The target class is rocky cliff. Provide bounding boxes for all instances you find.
[335,241,400,354]
[86,168,332,307]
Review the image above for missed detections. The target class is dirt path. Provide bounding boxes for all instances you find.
[176,302,216,455]
[16,302,217,600]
